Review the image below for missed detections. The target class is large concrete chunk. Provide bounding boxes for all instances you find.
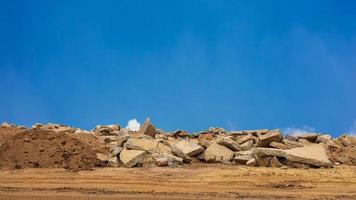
[175,140,204,157]
[240,140,254,150]
[218,138,241,151]
[152,153,183,167]
[317,135,340,148]
[124,138,159,152]
[170,144,192,163]
[286,144,332,167]
[298,133,319,142]
[236,135,255,144]
[258,129,282,147]
[204,143,234,163]
[234,150,254,164]
[269,141,291,150]
[137,118,156,138]
[252,144,332,167]
[282,139,305,148]
[119,149,146,168]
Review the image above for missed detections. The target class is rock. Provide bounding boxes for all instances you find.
[96,153,108,162]
[234,155,253,164]
[236,135,255,145]
[109,146,123,158]
[208,127,226,135]
[116,134,130,147]
[170,130,189,137]
[240,140,254,150]
[269,142,291,150]
[298,133,319,142]
[196,153,205,160]
[246,158,257,166]
[198,138,211,148]
[258,129,282,147]
[282,139,305,148]
[152,153,183,166]
[317,135,340,148]
[297,138,314,146]
[108,156,119,167]
[102,136,117,144]
[119,149,146,168]
[94,124,120,136]
[229,131,247,136]
[234,151,254,164]
[242,129,269,135]
[255,155,272,167]
[124,138,159,152]
[218,138,241,151]
[337,135,356,147]
[170,144,192,163]
[155,130,168,140]
[252,144,332,167]
[155,157,169,167]
[137,118,156,138]
[198,132,214,141]
[157,143,173,154]
[282,160,310,169]
[118,128,130,136]
[204,143,234,163]
[269,156,283,167]
[174,140,204,157]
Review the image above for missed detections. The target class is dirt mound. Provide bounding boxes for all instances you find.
[0,127,108,171]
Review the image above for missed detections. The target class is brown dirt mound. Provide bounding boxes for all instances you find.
[0,127,109,171]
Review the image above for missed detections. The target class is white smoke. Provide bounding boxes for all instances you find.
[126,119,140,131]
[283,126,315,136]
[348,121,356,137]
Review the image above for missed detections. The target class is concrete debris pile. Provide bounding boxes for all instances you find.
[1,120,355,170]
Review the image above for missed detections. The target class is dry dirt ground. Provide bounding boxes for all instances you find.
[0,165,355,200]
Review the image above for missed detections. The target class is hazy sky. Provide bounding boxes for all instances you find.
[1,1,355,136]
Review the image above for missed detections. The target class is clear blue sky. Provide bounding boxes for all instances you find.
[1,1,355,136]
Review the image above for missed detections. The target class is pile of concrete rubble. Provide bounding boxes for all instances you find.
[1,119,355,169]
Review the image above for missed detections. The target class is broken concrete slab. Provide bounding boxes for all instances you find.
[124,138,159,152]
[218,138,241,151]
[282,139,305,148]
[269,141,291,150]
[96,153,108,162]
[119,149,146,168]
[270,156,283,168]
[252,144,332,167]
[255,155,272,167]
[174,140,204,157]
[298,133,319,142]
[317,134,340,148]
[298,138,314,146]
[137,118,156,138]
[152,153,183,166]
[246,158,257,166]
[240,140,254,150]
[170,144,192,163]
[234,155,253,164]
[108,156,119,167]
[155,157,169,167]
[258,129,282,147]
[236,135,255,145]
[109,146,123,158]
[204,143,234,163]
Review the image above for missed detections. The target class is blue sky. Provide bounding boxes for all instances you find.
[1,1,355,136]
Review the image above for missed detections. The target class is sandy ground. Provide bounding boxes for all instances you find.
[0,165,355,200]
